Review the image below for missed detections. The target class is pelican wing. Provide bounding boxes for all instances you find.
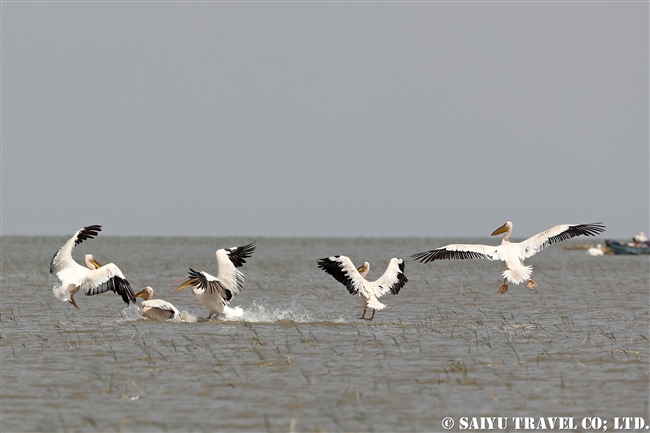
[215,242,255,296]
[412,243,499,263]
[519,223,606,259]
[372,258,408,297]
[142,299,180,318]
[224,242,256,268]
[50,225,102,275]
[317,255,365,296]
[81,263,134,305]
[187,268,233,301]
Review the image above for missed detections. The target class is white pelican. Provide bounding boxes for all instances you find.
[317,256,408,321]
[586,244,604,256]
[132,286,180,321]
[50,225,135,308]
[174,241,256,319]
[412,221,605,294]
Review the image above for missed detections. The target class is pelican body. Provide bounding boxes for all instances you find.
[412,221,605,294]
[50,225,134,308]
[174,242,256,319]
[586,244,604,256]
[317,256,408,321]
[133,287,180,321]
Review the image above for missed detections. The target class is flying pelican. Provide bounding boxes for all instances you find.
[50,225,135,308]
[586,244,604,256]
[132,287,180,321]
[412,221,605,294]
[174,242,256,319]
[317,256,408,321]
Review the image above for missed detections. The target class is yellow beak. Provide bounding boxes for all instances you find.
[174,279,195,292]
[133,290,147,299]
[491,223,510,236]
[89,259,102,269]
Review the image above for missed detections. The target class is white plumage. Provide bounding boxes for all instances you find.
[317,255,408,321]
[586,244,604,256]
[174,242,256,319]
[133,286,180,321]
[412,221,605,294]
[50,225,134,308]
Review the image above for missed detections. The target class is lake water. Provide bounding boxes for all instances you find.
[1,236,648,432]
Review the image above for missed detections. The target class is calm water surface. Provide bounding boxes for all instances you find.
[1,236,648,432]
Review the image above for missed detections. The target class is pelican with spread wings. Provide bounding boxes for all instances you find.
[174,242,256,319]
[317,255,408,320]
[412,221,605,294]
[50,225,134,308]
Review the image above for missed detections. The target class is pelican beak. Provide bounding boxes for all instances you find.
[89,258,102,269]
[357,264,368,273]
[174,279,194,292]
[132,289,147,301]
[491,223,510,236]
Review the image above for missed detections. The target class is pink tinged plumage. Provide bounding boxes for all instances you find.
[412,221,605,294]
[174,242,255,319]
[317,255,408,321]
[50,225,134,308]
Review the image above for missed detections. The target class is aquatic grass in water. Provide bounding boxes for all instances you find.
[1,236,648,431]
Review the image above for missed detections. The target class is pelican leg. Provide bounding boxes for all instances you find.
[368,309,376,321]
[498,263,509,294]
[526,279,537,289]
[359,307,367,320]
[69,296,80,309]
[497,278,509,295]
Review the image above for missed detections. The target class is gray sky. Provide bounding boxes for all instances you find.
[2,2,648,238]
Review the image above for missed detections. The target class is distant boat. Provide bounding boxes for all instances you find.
[605,240,650,255]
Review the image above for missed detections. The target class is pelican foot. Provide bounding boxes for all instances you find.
[368,311,376,321]
[69,298,80,309]
[526,279,537,290]
[497,284,509,294]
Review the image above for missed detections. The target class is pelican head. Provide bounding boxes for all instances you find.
[357,261,370,279]
[491,221,513,239]
[84,254,102,270]
[133,286,154,301]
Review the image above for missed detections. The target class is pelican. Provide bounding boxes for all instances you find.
[586,244,604,256]
[317,256,408,321]
[132,287,180,321]
[412,221,605,294]
[50,225,135,308]
[174,242,256,319]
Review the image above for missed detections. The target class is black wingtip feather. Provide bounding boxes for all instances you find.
[227,241,257,268]
[75,225,102,246]
[317,257,359,295]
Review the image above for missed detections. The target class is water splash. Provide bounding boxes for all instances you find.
[218,300,317,323]
[118,305,141,322]
[176,310,198,323]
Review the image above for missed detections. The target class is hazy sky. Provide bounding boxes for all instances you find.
[2,2,648,238]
